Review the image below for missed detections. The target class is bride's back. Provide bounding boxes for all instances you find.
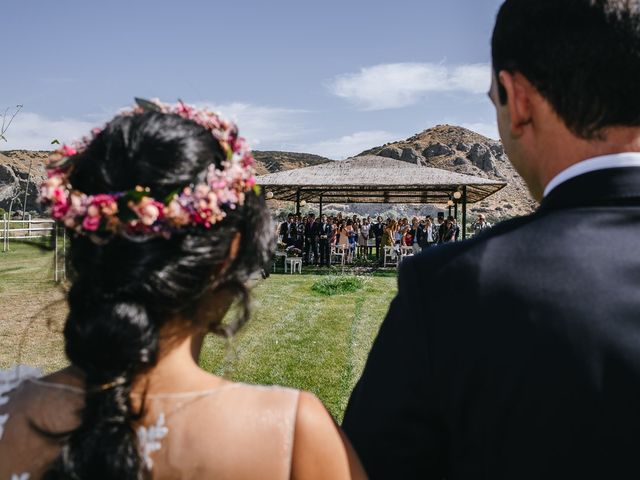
[1,371,300,479]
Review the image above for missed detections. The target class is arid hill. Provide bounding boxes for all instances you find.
[253,151,330,175]
[356,124,538,218]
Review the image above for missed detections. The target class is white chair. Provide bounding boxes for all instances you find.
[272,251,287,272]
[398,246,414,266]
[383,246,397,267]
[331,245,347,265]
[285,257,302,274]
[399,246,413,258]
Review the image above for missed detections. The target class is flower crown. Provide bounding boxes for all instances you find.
[39,98,259,240]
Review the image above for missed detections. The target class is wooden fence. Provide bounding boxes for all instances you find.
[1,214,66,281]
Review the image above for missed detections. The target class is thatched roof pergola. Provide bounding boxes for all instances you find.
[257,155,507,238]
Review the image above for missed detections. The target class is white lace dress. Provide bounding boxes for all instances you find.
[0,365,300,479]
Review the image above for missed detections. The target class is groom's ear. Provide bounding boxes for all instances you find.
[498,70,535,138]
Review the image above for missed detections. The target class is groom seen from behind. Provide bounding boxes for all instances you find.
[343,0,640,478]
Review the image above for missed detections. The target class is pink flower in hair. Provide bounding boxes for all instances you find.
[51,194,70,219]
[92,194,118,216]
[68,192,88,217]
[166,197,190,226]
[129,197,164,226]
[61,145,77,157]
[82,215,101,231]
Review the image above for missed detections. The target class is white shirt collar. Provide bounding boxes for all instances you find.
[543,152,640,198]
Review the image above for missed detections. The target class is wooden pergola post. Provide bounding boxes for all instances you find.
[295,190,301,215]
[319,194,323,217]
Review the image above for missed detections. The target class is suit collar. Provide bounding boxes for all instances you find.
[539,167,640,211]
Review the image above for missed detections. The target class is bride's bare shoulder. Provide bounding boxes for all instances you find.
[291,391,368,480]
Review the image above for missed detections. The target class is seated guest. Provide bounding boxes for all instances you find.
[343,1,640,478]
[0,100,365,479]
[400,226,413,247]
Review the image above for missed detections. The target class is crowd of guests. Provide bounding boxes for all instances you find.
[278,212,493,265]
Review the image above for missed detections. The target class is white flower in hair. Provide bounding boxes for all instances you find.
[137,413,169,470]
[11,474,30,480]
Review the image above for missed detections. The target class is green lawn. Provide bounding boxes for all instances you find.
[0,242,397,420]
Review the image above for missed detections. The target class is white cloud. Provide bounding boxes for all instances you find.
[460,122,500,141]
[328,62,491,110]
[1,112,98,150]
[198,102,310,148]
[1,103,310,151]
[291,130,398,160]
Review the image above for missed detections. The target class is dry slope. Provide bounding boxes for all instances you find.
[358,124,538,218]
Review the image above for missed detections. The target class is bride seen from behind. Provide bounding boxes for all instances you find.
[0,100,366,480]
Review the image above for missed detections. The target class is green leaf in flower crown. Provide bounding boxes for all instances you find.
[134,98,162,112]
[51,139,60,145]
[125,188,151,203]
[253,185,262,196]
[163,189,180,206]
[116,197,137,222]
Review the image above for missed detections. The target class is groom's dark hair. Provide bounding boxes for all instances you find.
[492,0,640,139]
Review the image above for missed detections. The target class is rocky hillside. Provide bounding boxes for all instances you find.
[0,149,331,214]
[356,124,538,218]
[253,151,330,175]
[0,150,49,213]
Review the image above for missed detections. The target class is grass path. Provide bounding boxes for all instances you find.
[1,243,397,420]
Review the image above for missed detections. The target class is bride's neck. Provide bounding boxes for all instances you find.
[130,327,220,395]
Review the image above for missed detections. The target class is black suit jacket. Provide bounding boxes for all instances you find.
[305,221,320,238]
[371,222,384,238]
[342,167,640,479]
[279,221,292,240]
[318,222,332,239]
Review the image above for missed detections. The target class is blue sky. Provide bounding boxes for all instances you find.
[3,0,504,158]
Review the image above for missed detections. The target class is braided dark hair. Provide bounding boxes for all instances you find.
[42,111,274,479]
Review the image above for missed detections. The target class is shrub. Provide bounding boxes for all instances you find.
[311,275,365,296]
